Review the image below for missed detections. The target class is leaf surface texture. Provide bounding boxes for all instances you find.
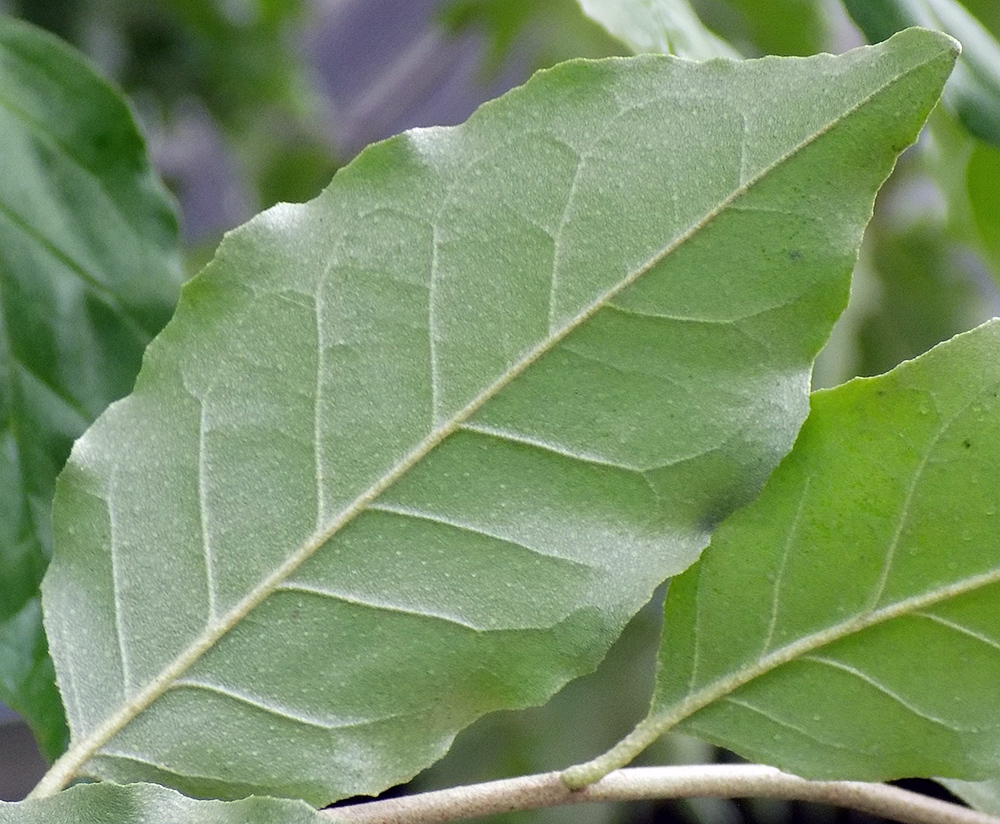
[41,30,955,804]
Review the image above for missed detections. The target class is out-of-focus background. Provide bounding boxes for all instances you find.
[2,0,1000,819]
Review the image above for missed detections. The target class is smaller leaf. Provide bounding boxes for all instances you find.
[576,0,741,59]
[2,782,323,824]
[844,0,1000,145]
[567,319,1000,784]
[658,318,1000,780]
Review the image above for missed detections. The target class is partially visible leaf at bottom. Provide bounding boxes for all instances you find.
[40,31,955,805]
[629,319,1000,781]
[0,782,323,824]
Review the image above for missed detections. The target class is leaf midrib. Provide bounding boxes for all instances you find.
[663,555,1000,738]
[570,552,1000,783]
[33,43,948,797]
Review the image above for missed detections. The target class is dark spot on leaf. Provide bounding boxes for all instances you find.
[963,439,972,449]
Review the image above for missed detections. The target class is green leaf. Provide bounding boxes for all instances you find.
[38,29,955,806]
[0,15,181,758]
[967,140,1000,281]
[575,0,742,59]
[586,319,1000,783]
[0,782,324,824]
[843,0,1000,146]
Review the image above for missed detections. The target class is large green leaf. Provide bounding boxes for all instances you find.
[575,0,741,59]
[0,15,181,758]
[37,30,955,806]
[844,0,1000,145]
[568,319,1000,785]
[1,781,323,823]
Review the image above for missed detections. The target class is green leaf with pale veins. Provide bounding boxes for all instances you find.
[0,16,181,759]
[38,29,955,806]
[569,319,1000,785]
[1,782,324,824]
[575,0,742,59]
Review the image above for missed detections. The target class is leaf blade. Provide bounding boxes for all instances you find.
[637,319,1000,781]
[41,30,956,804]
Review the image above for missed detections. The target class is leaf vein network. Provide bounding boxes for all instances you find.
[800,654,969,731]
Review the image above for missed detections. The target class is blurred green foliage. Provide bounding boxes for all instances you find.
[968,142,1000,273]
[10,0,328,225]
[438,0,625,71]
[693,0,828,55]
[12,0,309,129]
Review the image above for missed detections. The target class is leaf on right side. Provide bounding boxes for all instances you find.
[844,0,1000,145]
[646,319,1000,781]
[575,0,741,59]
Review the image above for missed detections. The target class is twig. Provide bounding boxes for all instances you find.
[323,764,1000,824]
